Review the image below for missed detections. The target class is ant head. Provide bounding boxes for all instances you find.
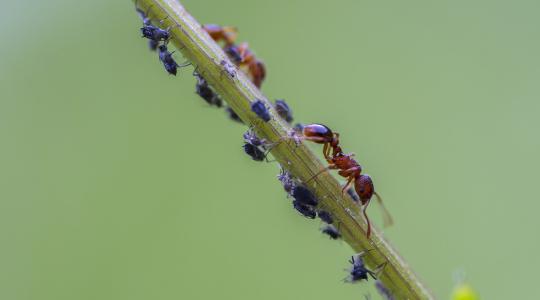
[355,174,374,203]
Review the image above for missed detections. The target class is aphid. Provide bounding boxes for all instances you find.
[321,225,341,240]
[292,185,318,207]
[292,200,317,219]
[302,123,393,238]
[293,123,304,134]
[345,253,377,283]
[277,168,295,194]
[347,187,360,202]
[195,73,222,107]
[225,107,243,123]
[251,100,271,122]
[220,60,236,78]
[375,280,395,300]
[135,5,160,51]
[243,143,266,162]
[274,99,293,123]
[318,210,333,224]
[202,24,238,46]
[158,44,179,75]
[243,128,268,148]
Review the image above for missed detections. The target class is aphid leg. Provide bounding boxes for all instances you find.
[368,262,388,279]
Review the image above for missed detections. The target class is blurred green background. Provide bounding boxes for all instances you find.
[1,0,539,299]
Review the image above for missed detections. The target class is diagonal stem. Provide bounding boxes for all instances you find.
[131,0,434,299]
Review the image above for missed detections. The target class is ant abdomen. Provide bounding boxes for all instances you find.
[302,124,333,143]
[355,174,374,204]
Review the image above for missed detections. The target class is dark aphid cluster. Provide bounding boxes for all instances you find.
[251,99,271,122]
[274,99,293,123]
[290,185,318,219]
[194,73,223,107]
[321,225,341,240]
[135,4,190,76]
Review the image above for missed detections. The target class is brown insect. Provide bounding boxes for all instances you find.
[302,124,393,238]
[224,42,266,88]
[202,24,237,46]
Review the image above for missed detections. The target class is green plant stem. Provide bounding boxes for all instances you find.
[132,0,434,298]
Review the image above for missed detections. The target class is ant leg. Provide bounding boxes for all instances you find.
[306,164,337,183]
[341,176,354,195]
[362,198,372,238]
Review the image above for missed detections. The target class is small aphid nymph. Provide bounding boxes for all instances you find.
[251,99,271,122]
[346,254,376,283]
[318,210,333,224]
[220,60,236,78]
[195,74,222,107]
[274,99,293,123]
[321,225,341,240]
[243,143,266,162]
[277,168,295,194]
[226,107,243,124]
[292,200,317,219]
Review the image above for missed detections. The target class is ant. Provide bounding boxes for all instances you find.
[228,43,266,88]
[251,99,271,122]
[345,251,385,283]
[300,124,393,238]
[274,99,293,123]
[202,24,238,46]
[321,225,341,240]
[158,44,190,75]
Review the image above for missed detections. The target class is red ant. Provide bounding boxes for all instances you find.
[301,124,393,238]
[202,24,237,46]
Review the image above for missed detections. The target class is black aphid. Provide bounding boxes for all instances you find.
[274,99,293,123]
[347,187,360,202]
[292,200,317,219]
[141,15,171,42]
[318,210,333,224]
[135,6,159,51]
[243,143,266,161]
[277,168,295,194]
[226,107,243,124]
[243,129,267,148]
[251,99,271,122]
[158,45,179,75]
[292,185,318,206]
[321,225,341,240]
[195,74,222,107]
[346,254,377,283]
